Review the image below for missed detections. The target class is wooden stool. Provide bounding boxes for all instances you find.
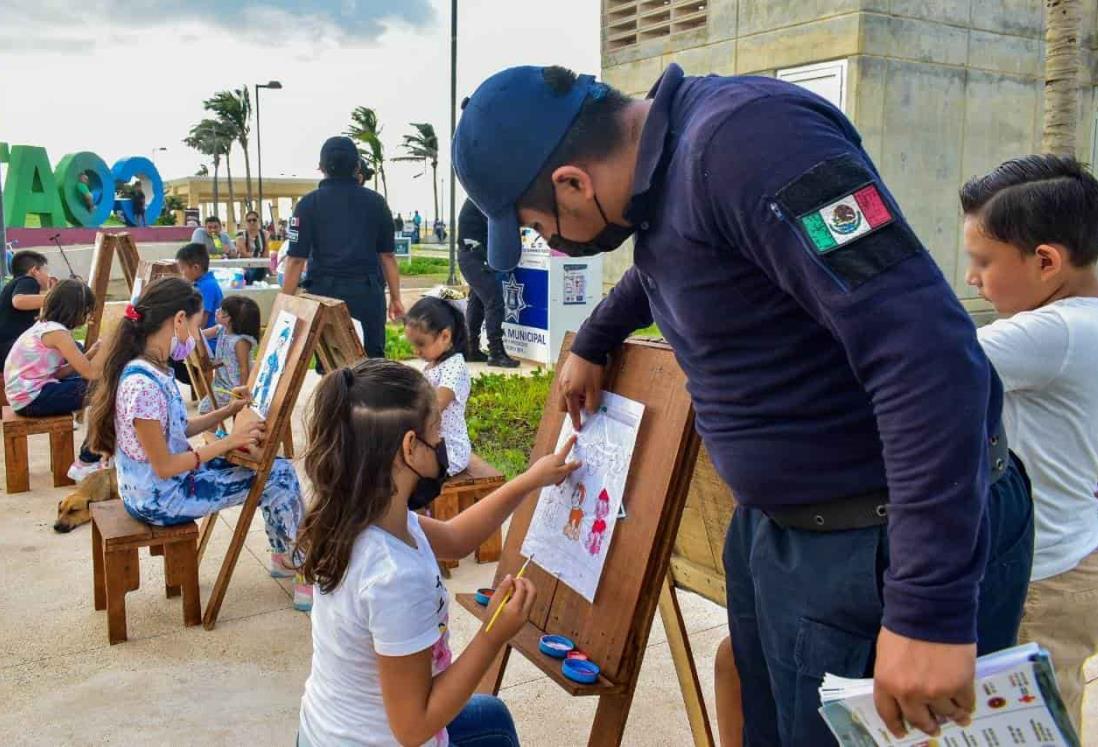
[433,454,505,576]
[2,406,75,493]
[90,500,201,645]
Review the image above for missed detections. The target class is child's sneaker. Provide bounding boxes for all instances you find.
[269,551,296,578]
[293,575,313,612]
[67,456,110,482]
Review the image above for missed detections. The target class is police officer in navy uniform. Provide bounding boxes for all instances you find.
[457,198,519,367]
[282,136,403,357]
[453,66,1034,744]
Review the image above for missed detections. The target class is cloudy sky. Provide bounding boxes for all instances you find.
[0,0,600,222]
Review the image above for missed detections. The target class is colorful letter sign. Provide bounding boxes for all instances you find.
[0,143,164,228]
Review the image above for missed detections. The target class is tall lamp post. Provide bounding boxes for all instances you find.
[447,0,458,286]
[255,81,283,223]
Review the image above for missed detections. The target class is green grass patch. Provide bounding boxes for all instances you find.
[634,323,662,339]
[399,256,453,276]
[467,368,552,479]
[385,322,414,361]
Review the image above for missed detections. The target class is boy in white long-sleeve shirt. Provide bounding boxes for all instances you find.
[962,154,1098,736]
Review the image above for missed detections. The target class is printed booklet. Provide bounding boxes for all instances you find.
[818,643,1079,746]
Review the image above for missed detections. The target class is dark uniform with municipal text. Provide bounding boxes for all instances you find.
[287,177,394,358]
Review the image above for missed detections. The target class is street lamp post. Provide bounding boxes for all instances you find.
[255,81,283,223]
[152,146,167,165]
[447,0,458,286]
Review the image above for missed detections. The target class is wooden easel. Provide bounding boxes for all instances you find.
[85,232,141,349]
[456,336,704,746]
[200,291,364,628]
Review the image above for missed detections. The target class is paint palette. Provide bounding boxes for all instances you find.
[538,634,575,659]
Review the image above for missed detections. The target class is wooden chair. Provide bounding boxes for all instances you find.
[432,454,505,577]
[90,500,201,645]
[2,406,75,493]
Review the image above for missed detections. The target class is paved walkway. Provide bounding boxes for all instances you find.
[0,369,1094,745]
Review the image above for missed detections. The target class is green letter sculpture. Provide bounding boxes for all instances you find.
[2,145,67,228]
[56,151,114,227]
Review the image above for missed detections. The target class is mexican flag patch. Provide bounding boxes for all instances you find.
[798,184,893,254]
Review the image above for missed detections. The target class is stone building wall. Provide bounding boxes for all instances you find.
[601,1,1098,319]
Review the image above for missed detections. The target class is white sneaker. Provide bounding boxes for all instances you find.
[67,457,110,482]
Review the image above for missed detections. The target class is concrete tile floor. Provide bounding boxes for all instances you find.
[0,371,1094,745]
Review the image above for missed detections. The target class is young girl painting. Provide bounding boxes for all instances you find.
[86,277,311,611]
[296,359,579,746]
[404,296,472,476]
[199,295,261,414]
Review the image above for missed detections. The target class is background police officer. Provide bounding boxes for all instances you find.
[454,66,1034,744]
[457,198,518,368]
[282,136,403,357]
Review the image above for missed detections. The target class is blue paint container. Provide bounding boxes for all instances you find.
[538,634,575,659]
[474,588,494,606]
[562,658,601,685]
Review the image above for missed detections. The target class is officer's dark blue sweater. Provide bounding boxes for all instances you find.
[571,65,998,644]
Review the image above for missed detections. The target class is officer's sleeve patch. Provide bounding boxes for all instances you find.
[287,215,300,242]
[774,154,922,289]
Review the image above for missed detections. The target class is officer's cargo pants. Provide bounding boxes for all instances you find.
[304,274,387,359]
[724,453,1035,746]
[458,245,505,352]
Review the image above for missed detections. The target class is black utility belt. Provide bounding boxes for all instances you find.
[764,423,1010,533]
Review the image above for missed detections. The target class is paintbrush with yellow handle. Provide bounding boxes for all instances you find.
[484,554,534,633]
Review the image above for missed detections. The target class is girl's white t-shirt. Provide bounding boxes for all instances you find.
[299,511,453,746]
[977,296,1098,581]
[424,353,471,475]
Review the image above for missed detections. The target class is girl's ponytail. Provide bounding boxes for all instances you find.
[87,277,203,456]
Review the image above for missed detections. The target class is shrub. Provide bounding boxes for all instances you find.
[467,368,552,479]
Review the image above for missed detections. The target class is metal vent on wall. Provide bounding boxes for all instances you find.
[605,0,708,51]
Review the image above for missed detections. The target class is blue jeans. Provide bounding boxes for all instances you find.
[16,375,100,463]
[296,695,518,746]
[724,454,1034,746]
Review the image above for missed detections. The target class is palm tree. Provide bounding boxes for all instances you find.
[205,87,254,209]
[184,118,232,218]
[346,106,388,198]
[1042,0,1082,154]
[395,123,440,222]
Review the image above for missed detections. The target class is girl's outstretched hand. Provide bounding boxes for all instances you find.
[483,575,537,647]
[524,434,582,488]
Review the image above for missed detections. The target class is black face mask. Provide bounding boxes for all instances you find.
[406,436,449,511]
[547,193,635,257]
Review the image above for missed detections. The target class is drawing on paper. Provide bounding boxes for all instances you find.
[251,310,297,419]
[521,391,644,602]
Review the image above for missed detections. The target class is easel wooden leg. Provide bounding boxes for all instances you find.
[476,643,511,696]
[203,471,268,629]
[659,575,715,747]
[589,691,636,747]
[196,512,218,566]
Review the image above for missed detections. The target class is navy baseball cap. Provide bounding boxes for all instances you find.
[453,66,603,271]
[320,136,359,175]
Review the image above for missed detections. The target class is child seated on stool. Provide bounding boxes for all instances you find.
[3,278,103,478]
[296,359,580,746]
[0,250,54,367]
[404,296,472,476]
[86,277,311,612]
[199,295,260,414]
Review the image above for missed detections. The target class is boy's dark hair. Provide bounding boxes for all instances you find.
[87,277,203,456]
[220,295,261,340]
[960,154,1098,267]
[10,250,47,277]
[40,278,95,330]
[404,296,469,363]
[176,242,210,273]
[517,66,632,214]
[205,215,221,226]
[298,359,435,593]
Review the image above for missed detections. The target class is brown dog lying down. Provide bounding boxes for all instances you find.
[54,469,118,533]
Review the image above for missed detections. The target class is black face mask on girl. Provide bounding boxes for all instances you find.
[547,192,635,258]
[406,436,450,511]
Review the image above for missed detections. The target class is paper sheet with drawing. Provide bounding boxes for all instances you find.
[250,310,297,419]
[521,391,644,602]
